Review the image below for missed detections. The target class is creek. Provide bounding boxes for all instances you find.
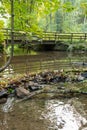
[0,51,87,75]
[0,96,87,130]
[0,51,87,130]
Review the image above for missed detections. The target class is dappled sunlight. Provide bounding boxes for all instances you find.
[42,100,87,130]
[0,97,87,130]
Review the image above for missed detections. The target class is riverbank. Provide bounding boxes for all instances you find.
[0,69,87,104]
[2,41,87,55]
[33,41,87,51]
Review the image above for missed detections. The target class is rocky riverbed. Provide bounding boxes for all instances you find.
[0,69,87,104]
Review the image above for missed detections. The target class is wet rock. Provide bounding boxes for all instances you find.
[51,76,66,83]
[0,90,8,98]
[49,77,59,83]
[29,81,38,86]
[32,74,43,83]
[28,86,40,92]
[7,84,18,90]
[40,71,50,78]
[81,72,87,78]
[0,98,7,104]
[20,79,29,89]
[65,77,72,82]
[57,86,65,90]
[28,82,43,92]
[8,93,16,97]
[49,78,57,83]
[21,79,27,83]
[15,87,30,98]
[77,75,84,81]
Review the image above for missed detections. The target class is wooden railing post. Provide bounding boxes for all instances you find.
[71,33,73,44]
[40,59,42,71]
[49,33,50,40]
[84,33,86,40]
[55,32,56,43]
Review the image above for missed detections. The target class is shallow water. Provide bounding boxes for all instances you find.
[0,96,87,130]
[0,51,87,130]
[0,51,87,75]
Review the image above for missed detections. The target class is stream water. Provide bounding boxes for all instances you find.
[0,51,87,130]
[0,96,87,130]
[0,51,87,75]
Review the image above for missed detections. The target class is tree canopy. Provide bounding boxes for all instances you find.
[0,0,87,33]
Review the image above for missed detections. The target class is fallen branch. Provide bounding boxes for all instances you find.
[16,90,43,103]
[16,89,87,103]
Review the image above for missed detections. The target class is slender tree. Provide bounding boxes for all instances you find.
[0,0,14,72]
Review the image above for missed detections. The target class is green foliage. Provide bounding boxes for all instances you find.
[62,2,75,12]
[0,32,4,43]
[7,88,14,94]
[1,0,87,33]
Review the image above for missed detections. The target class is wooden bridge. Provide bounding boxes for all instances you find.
[2,29,87,45]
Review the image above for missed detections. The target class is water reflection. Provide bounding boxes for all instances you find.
[0,97,87,130]
[41,99,87,130]
[0,114,9,130]
[0,51,87,74]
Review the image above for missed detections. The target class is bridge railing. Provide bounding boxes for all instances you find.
[1,28,87,45]
[42,32,87,41]
[1,29,27,45]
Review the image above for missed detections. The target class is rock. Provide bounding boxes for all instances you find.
[29,81,38,86]
[28,86,40,92]
[57,86,65,90]
[28,81,43,92]
[33,75,42,83]
[28,85,44,92]
[0,90,8,98]
[81,72,87,78]
[65,77,71,82]
[77,75,84,81]
[15,87,30,98]
[51,76,66,82]
[21,79,27,83]
[0,98,7,104]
